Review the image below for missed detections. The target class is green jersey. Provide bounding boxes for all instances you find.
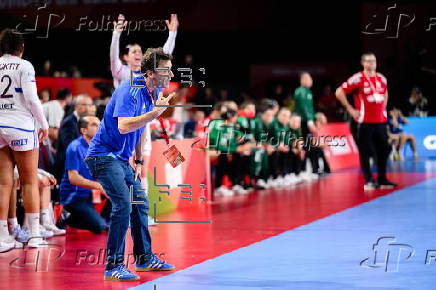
[252,116,276,146]
[270,118,290,147]
[294,86,315,122]
[288,127,302,145]
[208,120,244,153]
[236,116,255,144]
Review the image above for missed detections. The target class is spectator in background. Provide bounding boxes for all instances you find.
[70,65,82,78]
[39,88,51,104]
[388,108,418,160]
[408,87,429,117]
[184,109,205,138]
[54,94,94,183]
[195,87,215,115]
[317,85,340,122]
[219,89,229,101]
[282,93,295,112]
[194,110,208,138]
[272,84,286,105]
[59,116,107,233]
[40,60,53,77]
[42,88,73,150]
[183,54,193,67]
[89,103,97,117]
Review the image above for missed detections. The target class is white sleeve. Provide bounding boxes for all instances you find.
[142,122,152,156]
[163,31,177,55]
[21,62,49,130]
[110,30,124,82]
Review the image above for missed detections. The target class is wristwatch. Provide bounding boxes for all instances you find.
[135,160,144,165]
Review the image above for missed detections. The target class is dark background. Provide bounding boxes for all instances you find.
[0,0,435,113]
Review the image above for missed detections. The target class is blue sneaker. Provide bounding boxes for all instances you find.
[135,254,175,272]
[104,265,140,281]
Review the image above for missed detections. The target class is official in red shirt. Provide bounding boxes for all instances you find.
[336,52,397,190]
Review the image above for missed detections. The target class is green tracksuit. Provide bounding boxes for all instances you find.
[270,118,290,147]
[236,116,255,144]
[250,117,276,179]
[209,120,244,153]
[294,86,315,122]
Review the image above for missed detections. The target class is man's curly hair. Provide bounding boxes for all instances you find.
[141,47,173,73]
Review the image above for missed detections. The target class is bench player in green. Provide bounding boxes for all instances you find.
[209,109,251,196]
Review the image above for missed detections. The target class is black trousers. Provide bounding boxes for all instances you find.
[355,123,391,183]
[289,151,303,175]
[308,147,331,174]
[301,122,319,173]
[269,151,292,178]
[64,197,107,234]
[215,153,244,188]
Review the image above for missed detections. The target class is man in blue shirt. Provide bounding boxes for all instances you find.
[86,48,175,281]
[60,116,107,233]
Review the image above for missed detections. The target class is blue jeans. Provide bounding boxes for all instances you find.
[64,196,107,234]
[85,156,152,270]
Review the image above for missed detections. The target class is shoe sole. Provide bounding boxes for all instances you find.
[364,186,377,191]
[103,276,140,281]
[0,246,15,253]
[27,243,48,248]
[379,185,397,189]
[135,267,175,272]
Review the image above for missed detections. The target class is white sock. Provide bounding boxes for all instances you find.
[41,208,51,226]
[7,217,18,233]
[48,204,55,222]
[0,220,9,238]
[25,213,41,236]
[140,178,149,197]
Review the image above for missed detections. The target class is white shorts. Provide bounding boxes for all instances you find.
[0,127,38,151]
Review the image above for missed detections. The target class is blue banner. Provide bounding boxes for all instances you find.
[403,117,436,157]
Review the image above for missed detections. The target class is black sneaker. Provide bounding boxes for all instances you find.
[378,180,398,189]
[364,180,378,191]
[55,209,70,230]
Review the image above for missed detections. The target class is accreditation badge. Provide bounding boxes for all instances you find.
[163,145,185,168]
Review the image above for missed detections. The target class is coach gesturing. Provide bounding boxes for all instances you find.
[86,48,175,281]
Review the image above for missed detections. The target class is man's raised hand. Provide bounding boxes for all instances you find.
[155,92,176,107]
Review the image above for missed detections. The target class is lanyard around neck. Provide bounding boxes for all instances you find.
[362,71,378,94]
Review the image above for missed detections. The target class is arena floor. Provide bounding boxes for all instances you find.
[3,158,436,290]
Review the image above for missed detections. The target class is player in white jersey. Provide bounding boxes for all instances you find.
[110,14,178,225]
[0,28,49,251]
[110,13,178,88]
